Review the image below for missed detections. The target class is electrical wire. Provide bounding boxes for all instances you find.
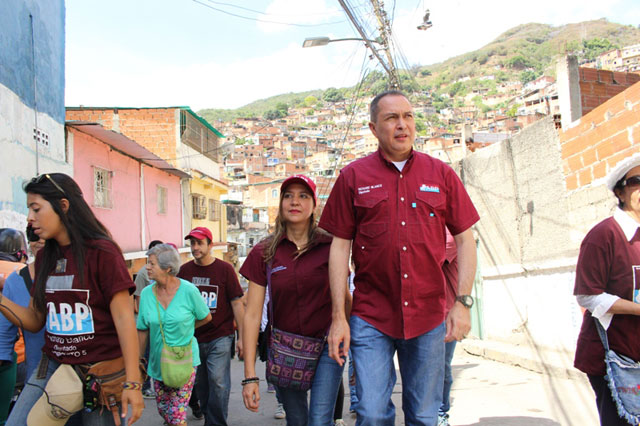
[204,0,343,18]
[192,0,343,27]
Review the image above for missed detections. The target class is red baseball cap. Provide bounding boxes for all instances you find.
[281,174,317,205]
[185,227,212,242]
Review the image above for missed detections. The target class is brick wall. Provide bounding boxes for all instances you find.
[66,108,179,165]
[560,81,640,190]
[578,67,640,115]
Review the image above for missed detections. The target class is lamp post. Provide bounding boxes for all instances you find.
[302,36,378,48]
[302,35,399,89]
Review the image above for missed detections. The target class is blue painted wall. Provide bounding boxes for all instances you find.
[0,0,65,124]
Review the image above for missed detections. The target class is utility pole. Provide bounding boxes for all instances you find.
[337,0,400,89]
[369,0,399,89]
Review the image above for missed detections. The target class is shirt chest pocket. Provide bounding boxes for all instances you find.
[354,191,389,249]
[407,191,446,244]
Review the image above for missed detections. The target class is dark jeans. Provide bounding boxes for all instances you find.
[588,374,634,425]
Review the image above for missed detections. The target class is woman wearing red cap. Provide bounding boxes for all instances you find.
[240,175,346,426]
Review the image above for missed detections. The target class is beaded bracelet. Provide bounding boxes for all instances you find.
[122,381,143,390]
[241,377,260,386]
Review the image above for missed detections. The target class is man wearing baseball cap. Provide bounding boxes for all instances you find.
[177,227,245,426]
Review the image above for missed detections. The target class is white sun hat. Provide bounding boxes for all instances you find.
[606,152,640,191]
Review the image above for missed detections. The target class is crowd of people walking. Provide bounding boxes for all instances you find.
[0,90,634,426]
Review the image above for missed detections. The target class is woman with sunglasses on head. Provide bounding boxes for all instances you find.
[240,175,346,426]
[0,173,143,426]
[575,153,640,425]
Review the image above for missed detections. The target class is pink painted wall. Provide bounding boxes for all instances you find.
[141,165,183,248]
[71,128,182,253]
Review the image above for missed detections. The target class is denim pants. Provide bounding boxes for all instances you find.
[195,334,233,426]
[274,344,345,426]
[439,340,457,415]
[350,316,445,426]
[6,354,118,426]
[348,348,358,411]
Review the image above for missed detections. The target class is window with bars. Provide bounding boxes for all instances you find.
[208,199,221,221]
[93,167,112,208]
[157,186,167,214]
[192,194,207,219]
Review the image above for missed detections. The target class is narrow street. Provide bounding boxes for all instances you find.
[135,349,598,426]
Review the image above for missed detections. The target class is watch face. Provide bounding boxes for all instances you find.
[458,295,473,308]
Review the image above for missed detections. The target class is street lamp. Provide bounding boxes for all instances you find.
[302,36,379,48]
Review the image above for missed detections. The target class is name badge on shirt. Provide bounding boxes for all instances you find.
[55,259,67,273]
[420,184,440,193]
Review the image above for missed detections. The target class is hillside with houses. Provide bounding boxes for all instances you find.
[210,19,640,256]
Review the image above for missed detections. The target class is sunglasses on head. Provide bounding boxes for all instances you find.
[29,174,66,196]
[622,175,640,188]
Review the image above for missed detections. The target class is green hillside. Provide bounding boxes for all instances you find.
[198,19,640,123]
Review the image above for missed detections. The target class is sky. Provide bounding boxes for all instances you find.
[64,0,640,111]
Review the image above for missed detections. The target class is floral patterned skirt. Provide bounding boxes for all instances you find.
[154,367,197,425]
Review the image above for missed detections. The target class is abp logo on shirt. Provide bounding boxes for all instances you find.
[46,289,95,336]
[199,285,219,310]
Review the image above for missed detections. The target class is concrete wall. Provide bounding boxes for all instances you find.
[462,117,583,350]
[464,79,640,353]
[0,0,71,229]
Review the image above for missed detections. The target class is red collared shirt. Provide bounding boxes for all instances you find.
[239,233,333,339]
[319,148,479,339]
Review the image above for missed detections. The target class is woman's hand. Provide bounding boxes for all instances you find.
[242,382,261,412]
[120,388,144,425]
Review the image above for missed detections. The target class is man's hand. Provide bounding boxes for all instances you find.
[328,317,350,366]
[242,382,260,412]
[445,302,471,342]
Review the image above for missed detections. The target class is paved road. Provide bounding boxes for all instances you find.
[133,349,598,426]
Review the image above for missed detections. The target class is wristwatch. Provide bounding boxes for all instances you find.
[455,295,474,308]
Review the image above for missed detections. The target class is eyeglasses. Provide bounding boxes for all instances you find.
[622,176,640,188]
[30,174,66,196]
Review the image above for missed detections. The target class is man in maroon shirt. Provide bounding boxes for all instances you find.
[319,91,479,425]
[177,227,245,426]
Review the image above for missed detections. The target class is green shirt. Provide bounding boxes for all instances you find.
[137,279,210,381]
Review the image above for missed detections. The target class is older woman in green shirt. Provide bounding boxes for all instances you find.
[137,244,211,426]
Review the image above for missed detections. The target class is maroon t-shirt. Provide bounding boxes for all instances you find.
[177,259,243,342]
[35,239,135,364]
[574,217,640,376]
[239,234,332,339]
[319,148,479,339]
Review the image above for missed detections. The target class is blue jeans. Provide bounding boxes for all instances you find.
[348,349,358,410]
[6,354,117,426]
[440,341,457,415]
[196,334,233,426]
[274,344,344,426]
[350,316,445,426]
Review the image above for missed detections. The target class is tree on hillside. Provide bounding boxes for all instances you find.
[304,95,318,107]
[505,55,534,70]
[520,69,540,85]
[323,88,344,103]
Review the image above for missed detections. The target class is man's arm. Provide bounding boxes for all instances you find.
[445,228,476,342]
[231,297,245,360]
[327,236,351,366]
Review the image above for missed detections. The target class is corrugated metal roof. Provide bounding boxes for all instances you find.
[66,106,225,139]
[66,122,191,179]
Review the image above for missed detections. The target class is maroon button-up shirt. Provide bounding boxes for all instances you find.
[239,233,333,339]
[319,149,479,339]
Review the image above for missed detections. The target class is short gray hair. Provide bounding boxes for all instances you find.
[147,244,181,276]
[370,90,409,122]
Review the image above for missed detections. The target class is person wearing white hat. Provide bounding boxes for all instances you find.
[574,152,640,425]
